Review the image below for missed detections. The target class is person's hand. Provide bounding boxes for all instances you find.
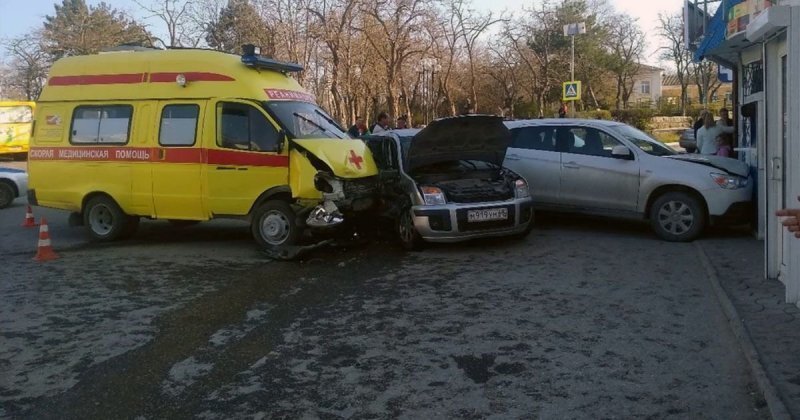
[776,196,800,238]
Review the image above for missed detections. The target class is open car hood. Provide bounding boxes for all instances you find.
[406,115,511,172]
[666,154,749,177]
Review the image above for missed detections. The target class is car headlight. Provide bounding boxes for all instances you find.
[710,173,748,189]
[420,186,446,205]
[514,178,530,198]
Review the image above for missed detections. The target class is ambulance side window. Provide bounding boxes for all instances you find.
[159,104,199,146]
[217,102,279,152]
[71,105,132,144]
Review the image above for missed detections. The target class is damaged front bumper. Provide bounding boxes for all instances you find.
[305,172,377,228]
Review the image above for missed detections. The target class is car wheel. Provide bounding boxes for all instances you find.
[397,208,424,251]
[649,192,706,242]
[0,182,14,209]
[251,200,300,251]
[83,195,135,241]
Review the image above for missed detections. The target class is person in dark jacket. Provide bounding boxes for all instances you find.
[347,116,368,138]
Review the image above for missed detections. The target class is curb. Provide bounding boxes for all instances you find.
[695,242,792,420]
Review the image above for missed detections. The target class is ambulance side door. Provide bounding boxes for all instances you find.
[204,99,289,216]
[151,101,206,220]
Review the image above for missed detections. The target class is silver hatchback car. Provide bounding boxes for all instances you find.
[364,115,534,250]
[503,119,752,242]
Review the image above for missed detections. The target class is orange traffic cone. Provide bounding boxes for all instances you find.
[33,218,59,262]
[21,205,38,228]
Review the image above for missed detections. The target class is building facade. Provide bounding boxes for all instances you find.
[693,0,800,305]
[629,64,663,106]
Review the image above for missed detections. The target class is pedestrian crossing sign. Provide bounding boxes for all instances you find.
[562,81,581,101]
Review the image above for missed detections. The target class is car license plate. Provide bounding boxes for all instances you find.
[467,208,508,222]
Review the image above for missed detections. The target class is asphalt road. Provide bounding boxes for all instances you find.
[0,192,768,418]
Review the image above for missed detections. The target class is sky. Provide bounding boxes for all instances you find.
[1,0,684,66]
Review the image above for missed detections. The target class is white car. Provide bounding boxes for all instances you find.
[0,167,28,209]
[503,119,752,242]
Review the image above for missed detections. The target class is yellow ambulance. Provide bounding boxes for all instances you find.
[0,101,35,158]
[28,45,378,254]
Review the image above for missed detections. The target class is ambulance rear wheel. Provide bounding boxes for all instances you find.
[252,200,300,250]
[83,195,135,242]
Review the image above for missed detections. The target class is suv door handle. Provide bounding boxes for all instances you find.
[563,161,580,169]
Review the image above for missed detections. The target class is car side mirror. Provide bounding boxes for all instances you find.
[611,145,633,160]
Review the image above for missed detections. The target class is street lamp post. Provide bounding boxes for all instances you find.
[563,22,586,117]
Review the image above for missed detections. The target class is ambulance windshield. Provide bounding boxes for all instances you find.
[265,101,347,140]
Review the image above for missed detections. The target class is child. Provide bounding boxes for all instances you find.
[715,133,733,157]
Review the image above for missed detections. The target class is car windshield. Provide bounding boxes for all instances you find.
[263,101,347,139]
[0,106,32,124]
[614,125,677,157]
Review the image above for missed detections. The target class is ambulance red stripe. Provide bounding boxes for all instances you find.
[48,73,146,86]
[47,72,235,86]
[150,72,235,82]
[28,147,288,167]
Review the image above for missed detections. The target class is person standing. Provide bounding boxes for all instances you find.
[696,112,734,155]
[371,112,390,134]
[693,110,708,138]
[558,103,568,118]
[715,133,733,157]
[347,116,369,138]
[396,115,408,129]
[718,107,733,127]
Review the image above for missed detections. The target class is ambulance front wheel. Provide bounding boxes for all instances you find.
[83,195,138,241]
[252,200,301,250]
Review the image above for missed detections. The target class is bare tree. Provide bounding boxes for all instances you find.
[3,33,50,100]
[357,0,431,120]
[606,14,645,109]
[449,0,502,112]
[657,12,692,115]
[134,0,209,48]
[308,0,359,123]
[691,59,722,106]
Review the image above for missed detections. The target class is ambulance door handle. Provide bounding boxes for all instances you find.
[216,166,236,170]
[158,149,166,160]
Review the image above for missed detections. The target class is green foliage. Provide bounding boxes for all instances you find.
[611,108,654,131]
[577,109,613,120]
[206,0,274,55]
[656,98,683,117]
[42,0,151,58]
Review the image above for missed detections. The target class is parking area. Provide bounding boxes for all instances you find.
[0,191,770,419]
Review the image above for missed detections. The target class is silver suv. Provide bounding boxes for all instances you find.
[503,119,752,241]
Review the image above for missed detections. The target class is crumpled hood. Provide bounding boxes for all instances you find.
[666,154,749,177]
[406,115,511,172]
[292,138,378,178]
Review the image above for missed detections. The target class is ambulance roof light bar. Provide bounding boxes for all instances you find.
[240,44,304,73]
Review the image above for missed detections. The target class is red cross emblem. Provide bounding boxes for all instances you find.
[348,149,363,169]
